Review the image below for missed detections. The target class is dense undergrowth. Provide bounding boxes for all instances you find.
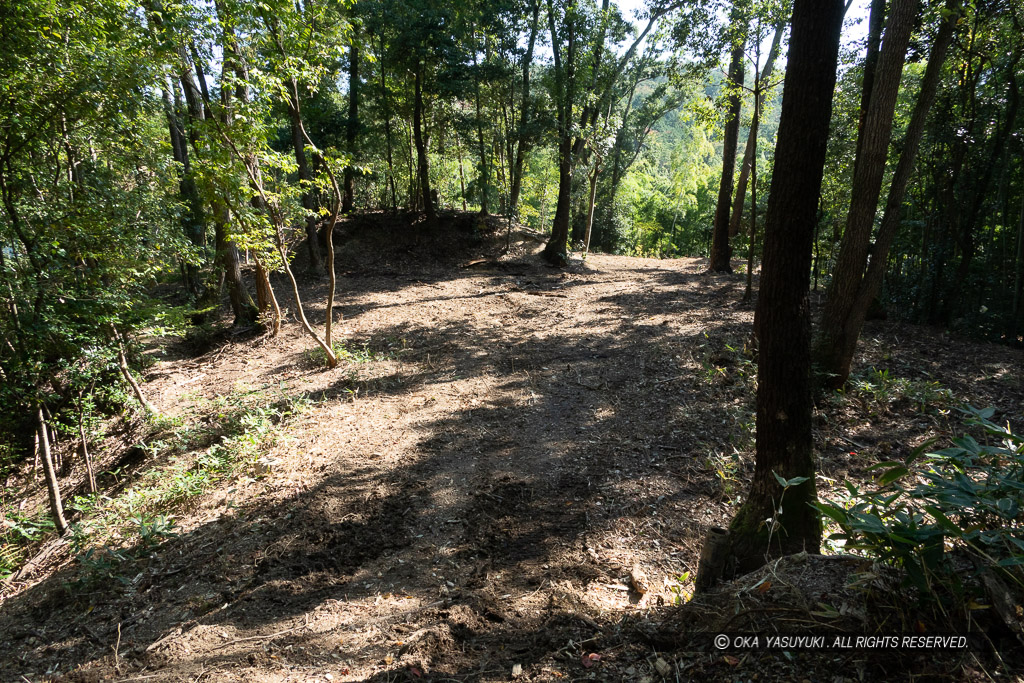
[817,406,1024,628]
[0,389,311,585]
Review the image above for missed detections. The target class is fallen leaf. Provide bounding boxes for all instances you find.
[631,564,650,594]
[654,657,671,676]
[408,666,422,678]
[723,655,740,666]
[758,581,772,593]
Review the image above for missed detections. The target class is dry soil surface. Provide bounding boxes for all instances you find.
[2,216,1023,682]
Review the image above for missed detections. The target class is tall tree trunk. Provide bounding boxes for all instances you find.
[947,56,1021,312]
[743,82,761,303]
[542,0,576,266]
[473,38,490,215]
[702,0,845,585]
[289,104,324,277]
[160,81,204,296]
[343,43,359,213]
[414,63,435,221]
[729,20,784,239]
[376,34,397,211]
[854,0,887,176]
[814,0,918,390]
[113,327,157,414]
[1013,195,1024,335]
[709,9,747,273]
[77,394,97,495]
[544,136,574,265]
[510,0,540,218]
[812,3,957,386]
[583,161,600,257]
[37,407,68,535]
[202,28,257,326]
[455,130,468,212]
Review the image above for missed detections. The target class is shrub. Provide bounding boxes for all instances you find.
[816,406,1024,598]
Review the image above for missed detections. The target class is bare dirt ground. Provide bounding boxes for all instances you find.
[2,214,1023,682]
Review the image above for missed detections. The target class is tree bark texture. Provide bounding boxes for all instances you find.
[214,211,257,325]
[814,0,918,390]
[813,3,957,388]
[542,0,575,266]
[715,0,846,582]
[854,0,888,175]
[544,136,574,265]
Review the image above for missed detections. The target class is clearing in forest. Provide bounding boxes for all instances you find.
[2,218,1022,681]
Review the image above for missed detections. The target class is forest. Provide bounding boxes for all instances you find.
[1,0,1023,680]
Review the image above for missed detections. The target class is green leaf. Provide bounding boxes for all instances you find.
[996,497,1019,518]
[877,466,909,487]
[996,556,1024,567]
[813,502,849,525]
[923,506,961,535]
[774,472,809,488]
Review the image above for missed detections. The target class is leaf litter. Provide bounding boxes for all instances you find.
[0,213,1022,681]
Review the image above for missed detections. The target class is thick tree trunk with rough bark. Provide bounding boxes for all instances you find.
[814,0,918,390]
[542,0,575,266]
[214,211,257,326]
[854,0,887,175]
[813,4,958,388]
[544,137,574,265]
[699,0,845,587]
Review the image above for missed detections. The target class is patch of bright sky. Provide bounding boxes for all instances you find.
[611,0,874,71]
